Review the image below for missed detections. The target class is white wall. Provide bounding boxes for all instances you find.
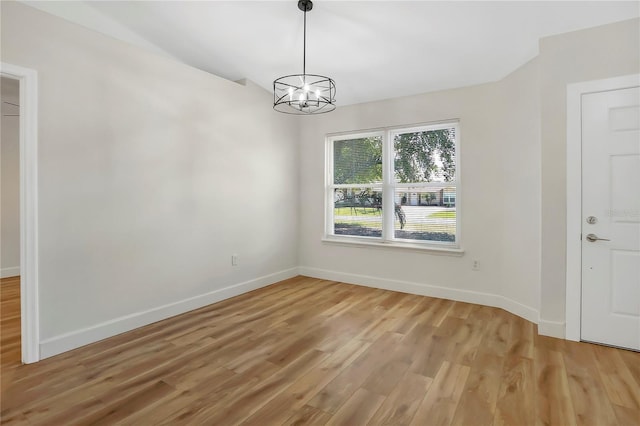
[1,2,299,357]
[1,77,21,278]
[539,18,640,329]
[298,65,541,322]
[496,59,541,316]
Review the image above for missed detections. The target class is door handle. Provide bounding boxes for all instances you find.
[586,233,610,242]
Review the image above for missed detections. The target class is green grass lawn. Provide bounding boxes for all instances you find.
[334,207,381,216]
[428,210,456,219]
[335,207,455,219]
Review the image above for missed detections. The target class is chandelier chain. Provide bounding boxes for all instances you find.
[303,7,306,76]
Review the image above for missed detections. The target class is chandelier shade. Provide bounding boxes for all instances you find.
[273,0,336,115]
[273,74,336,115]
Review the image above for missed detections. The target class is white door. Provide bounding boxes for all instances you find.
[581,86,640,351]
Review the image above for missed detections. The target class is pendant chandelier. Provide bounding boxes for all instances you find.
[273,0,336,115]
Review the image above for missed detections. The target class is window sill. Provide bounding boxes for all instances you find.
[321,236,465,256]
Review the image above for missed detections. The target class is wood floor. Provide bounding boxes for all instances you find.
[1,276,21,368]
[1,276,639,425]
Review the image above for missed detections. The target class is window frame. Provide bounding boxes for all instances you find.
[325,121,462,252]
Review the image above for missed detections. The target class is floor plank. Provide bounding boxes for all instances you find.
[562,340,618,426]
[368,371,432,425]
[325,388,385,426]
[535,345,578,426]
[410,361,470,426]
[592,344,640,410]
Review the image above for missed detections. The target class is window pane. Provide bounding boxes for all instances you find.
[334,137,383,184]
[333,188,382,238]
[394,187,456,242]
[394,128,456,183]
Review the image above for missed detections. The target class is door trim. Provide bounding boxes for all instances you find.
[565,74,640,342]
[1,62,40,363]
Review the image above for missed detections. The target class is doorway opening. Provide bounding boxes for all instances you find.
[1,62,39,364]
[1,76,22,365]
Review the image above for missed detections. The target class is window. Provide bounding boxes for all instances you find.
[325,122,460,249]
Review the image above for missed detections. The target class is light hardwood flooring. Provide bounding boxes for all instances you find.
[1,276,639,425]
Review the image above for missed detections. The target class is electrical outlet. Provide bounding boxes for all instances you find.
[232,254,238,266]
[472,260,480,271]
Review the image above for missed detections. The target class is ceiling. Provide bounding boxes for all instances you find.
[23,1,639,106]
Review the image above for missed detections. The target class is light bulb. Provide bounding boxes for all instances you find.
[315,89,321,99]
[298,92,308,109]
[304,84,310,92]
[288,87,294,101]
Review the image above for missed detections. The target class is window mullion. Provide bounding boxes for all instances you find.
[382,131,395,242]
[326,139,335,236]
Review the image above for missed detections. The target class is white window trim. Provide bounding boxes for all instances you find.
[325,121,462,252]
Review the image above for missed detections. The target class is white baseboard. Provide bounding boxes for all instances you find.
[1,266,20,278]
[498,295,540,326]
[299,266,540,325]
[40,267,300,359]
[538,319,566,339]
